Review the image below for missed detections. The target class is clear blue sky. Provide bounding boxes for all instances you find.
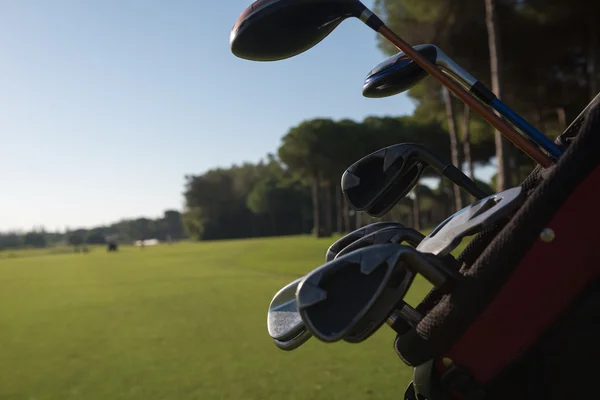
[0,0,486,232]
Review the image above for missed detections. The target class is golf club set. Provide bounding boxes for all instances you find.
[268,182,524,347]
[228,0,572,397]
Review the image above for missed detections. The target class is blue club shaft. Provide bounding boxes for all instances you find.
[490,99,564,160]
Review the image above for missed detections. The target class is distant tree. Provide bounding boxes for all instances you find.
[68,232,84,252]
[0,233,22,250]
[278,119,337,238]
[182,207,205,240]
[162,210,185,240]
[23,232,46,248]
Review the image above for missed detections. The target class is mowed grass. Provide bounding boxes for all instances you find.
[0,235,467,400]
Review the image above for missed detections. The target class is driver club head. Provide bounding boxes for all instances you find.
[362,44,476,98]
[362,44,565,161]
[362,44,436,98]
[334,225,425,259]
[296,244,458,343]
[230,0,369,62]
[267,277,312,351]
[417,186,526,257]
[326,221,405,262]
[342,143,488,217]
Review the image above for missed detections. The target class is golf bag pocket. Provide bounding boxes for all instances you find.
[394,95,600,397]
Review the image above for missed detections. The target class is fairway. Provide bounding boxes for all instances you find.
[0,236,446,400]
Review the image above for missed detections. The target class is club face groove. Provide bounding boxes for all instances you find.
[325,221,404,262]
[334,226,425,259]
[267,278,312,350]
[297,244,412,342]
[230,0,364,61]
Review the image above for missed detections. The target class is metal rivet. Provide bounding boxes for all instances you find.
[442,358,453,367]
[540,228,555,243]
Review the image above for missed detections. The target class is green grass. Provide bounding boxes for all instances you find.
[0,235,468,400]
[0,245,78,260]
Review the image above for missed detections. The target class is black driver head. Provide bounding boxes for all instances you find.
[230,0,367,61]
[362,45,437,98]
[325,221,405,262]
[334,225,425,259]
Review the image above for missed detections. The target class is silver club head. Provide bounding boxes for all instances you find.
[267,277,312,351]
[417,186,525,257]
[334,225,425,260]
[326,221,406,262]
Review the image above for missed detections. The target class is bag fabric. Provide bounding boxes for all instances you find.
[395,94,600,398]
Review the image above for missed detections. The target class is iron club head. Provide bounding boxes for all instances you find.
[334,225,425,259]
[296,244,459,343]
[342,143,489,216]
[267,277,312,351]
[417,186,526,257]
[325,221,406,262]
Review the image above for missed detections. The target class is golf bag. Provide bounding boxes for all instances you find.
[398,93,600,399]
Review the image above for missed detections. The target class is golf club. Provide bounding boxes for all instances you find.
[326,221,405,262]
[341,143,490,217]
[362,44,563,161]
[229,0,553,167]
[345,300,421,343]
[334,225,424,259]
[416,186,525,257]
[296,244,459,343]
[267,277,312,351]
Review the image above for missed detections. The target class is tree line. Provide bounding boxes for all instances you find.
[182,115,495,240]
[0,210,186,251]
[1,0,597,248]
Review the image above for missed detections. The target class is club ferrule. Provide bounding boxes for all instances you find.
[470,82,497,105]
[359,8,384,31]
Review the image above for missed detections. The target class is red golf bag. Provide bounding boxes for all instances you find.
[398,93,600,400]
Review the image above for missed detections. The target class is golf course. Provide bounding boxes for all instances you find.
[0,235,464,400]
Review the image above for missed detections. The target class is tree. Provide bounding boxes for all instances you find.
[182,207,205,240]
[162,210,185,240]
[442,87,463,211]
[485,0,510,191]
[23,232,46,248]
[278,119,338,238]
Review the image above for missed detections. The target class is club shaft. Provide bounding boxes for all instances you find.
[435,48,563,160]
[397,304,422,325]
[490,99,563,160]
[422,148,491,199]
[376,25,553,168]
[386,304,421,328]
[442,165,490,199]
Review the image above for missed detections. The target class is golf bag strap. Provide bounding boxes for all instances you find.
[430,163,600,397]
